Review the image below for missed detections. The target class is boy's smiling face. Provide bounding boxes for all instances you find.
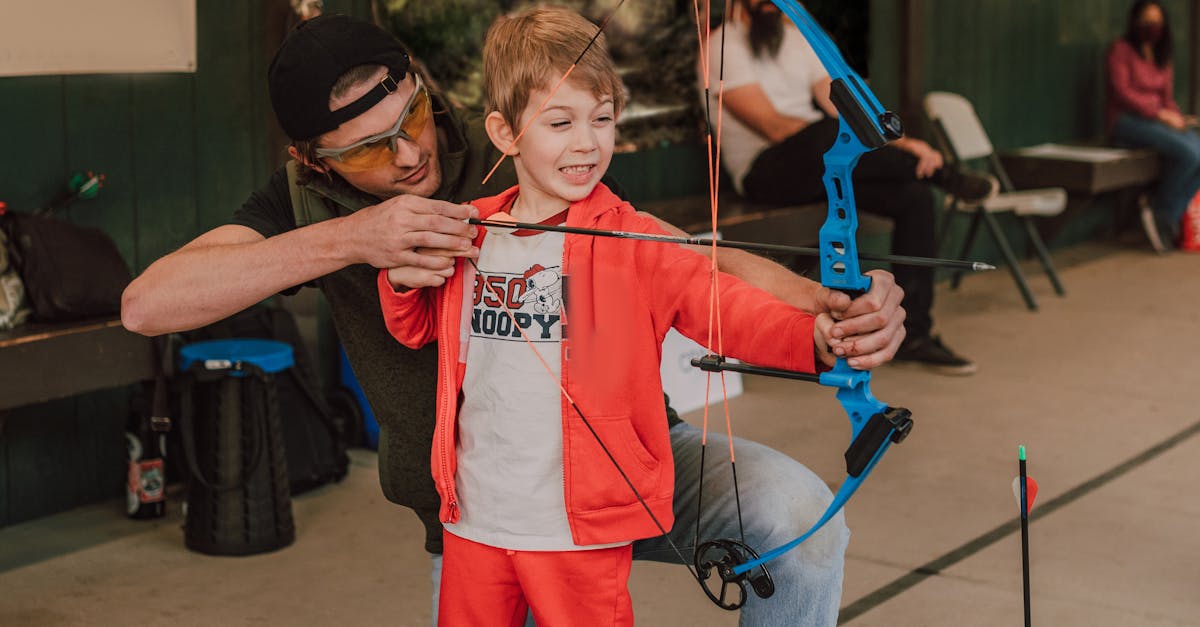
[501,79,617,218]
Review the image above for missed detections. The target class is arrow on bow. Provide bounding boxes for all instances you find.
[468,217,995,272]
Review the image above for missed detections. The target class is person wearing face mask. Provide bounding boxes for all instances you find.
[698,0,995,376]
[1107,0,1200,252]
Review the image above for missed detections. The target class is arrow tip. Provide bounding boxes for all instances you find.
[973,261,997,271]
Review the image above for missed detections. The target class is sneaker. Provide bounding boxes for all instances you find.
[892,334,978,376]
[940,167,999,204]
[1139,195,1169,254]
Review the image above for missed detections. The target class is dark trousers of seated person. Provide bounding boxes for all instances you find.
[742,117,938,339]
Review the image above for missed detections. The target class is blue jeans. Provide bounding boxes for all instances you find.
[1111,113,1200,238]
[431,421,849,627]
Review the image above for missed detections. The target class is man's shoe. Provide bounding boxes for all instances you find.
[892,334,978,376]
[940,167,999,204]
[1139,195,1169,254]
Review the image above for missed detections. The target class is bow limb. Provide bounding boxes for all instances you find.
[723,0,915,577]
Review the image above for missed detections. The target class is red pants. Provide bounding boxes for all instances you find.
[439,531,634,627]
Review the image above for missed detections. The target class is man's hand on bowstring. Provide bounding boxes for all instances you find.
[341,195,480,289]
[813,269,906,369]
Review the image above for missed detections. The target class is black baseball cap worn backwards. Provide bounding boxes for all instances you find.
[268,14,411,141]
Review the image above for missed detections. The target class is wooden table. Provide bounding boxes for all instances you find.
[999,145,1159,195]
[999,144,1160,238]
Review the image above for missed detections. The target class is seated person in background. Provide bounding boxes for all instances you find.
[698,0,996,376]
[378,5,848,624]
[1106,0,1200,252]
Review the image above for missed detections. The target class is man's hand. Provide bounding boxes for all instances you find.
[385,263,455,290]
[340,195,480,289]
[812,269,906,369]
[344,195,479,268]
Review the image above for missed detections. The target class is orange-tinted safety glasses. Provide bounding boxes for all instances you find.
[315,74,432,172]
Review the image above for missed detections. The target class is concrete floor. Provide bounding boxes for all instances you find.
[2,240,1198,626]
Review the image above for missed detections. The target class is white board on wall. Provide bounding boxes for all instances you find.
[0,0,196,77]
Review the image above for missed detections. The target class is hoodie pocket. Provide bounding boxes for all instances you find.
[564,414,663,513]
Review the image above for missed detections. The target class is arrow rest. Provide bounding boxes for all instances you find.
[694,539,776,611]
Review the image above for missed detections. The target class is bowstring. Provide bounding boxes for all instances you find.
[694,0,747,552]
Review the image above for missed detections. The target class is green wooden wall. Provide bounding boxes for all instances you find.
[869,0,1196,263]
[923,0,1192,148]
[874,0,1195,147]
[0,0,370,527]
[2,0,1191,526]
[1,4,274,274]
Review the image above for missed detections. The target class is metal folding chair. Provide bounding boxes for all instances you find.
[924,91,1067,311]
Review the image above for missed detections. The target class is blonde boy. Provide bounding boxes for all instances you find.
[378,5,833,625]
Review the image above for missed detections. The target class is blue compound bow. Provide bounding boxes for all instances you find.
[688,0,914,608]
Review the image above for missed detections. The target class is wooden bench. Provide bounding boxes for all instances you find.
[0,318,154,526]
[998,145,1160,237]
[0,318,154,412]
[999,145,1159,195]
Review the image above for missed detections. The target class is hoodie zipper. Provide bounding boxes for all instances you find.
[560,232,571,530]
[437,261,461,523]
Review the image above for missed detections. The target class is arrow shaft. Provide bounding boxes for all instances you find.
[1020,457,1031,627]
[470,218,993,272]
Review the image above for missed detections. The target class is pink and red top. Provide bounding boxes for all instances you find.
[1106,38,1180,132]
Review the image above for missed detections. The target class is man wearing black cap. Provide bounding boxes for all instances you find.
[122,14,905,625]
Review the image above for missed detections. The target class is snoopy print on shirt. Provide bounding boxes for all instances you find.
[470,260,563,343]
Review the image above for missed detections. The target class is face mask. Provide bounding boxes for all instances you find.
[1138,23,1163,44]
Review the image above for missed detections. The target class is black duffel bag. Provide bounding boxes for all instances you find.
[1,209,131,322]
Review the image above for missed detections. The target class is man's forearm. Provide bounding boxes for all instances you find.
[121,221,352,336]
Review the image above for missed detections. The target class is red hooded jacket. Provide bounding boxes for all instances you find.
[378,183,816,546]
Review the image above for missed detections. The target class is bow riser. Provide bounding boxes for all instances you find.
[817,135,870,295]
[725,0,915,580]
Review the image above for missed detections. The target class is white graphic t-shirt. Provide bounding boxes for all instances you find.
[446,219,623,551]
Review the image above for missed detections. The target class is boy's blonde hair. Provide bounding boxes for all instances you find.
[483,4,626,129]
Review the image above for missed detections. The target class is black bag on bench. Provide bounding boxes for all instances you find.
[0,210,130,322]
